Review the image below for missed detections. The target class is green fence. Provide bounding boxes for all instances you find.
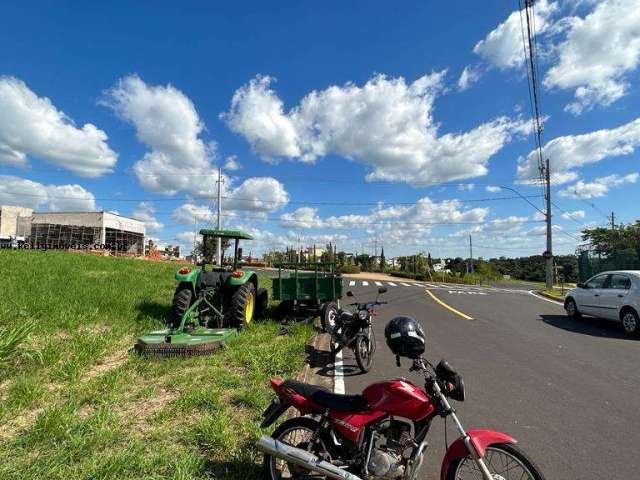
[578,248,640,282]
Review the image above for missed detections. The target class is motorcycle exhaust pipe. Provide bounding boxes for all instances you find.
[257,435,363,480]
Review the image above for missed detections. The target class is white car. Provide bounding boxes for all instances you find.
[564,270,640,336]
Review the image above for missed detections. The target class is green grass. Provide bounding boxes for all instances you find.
[0,250,312,480]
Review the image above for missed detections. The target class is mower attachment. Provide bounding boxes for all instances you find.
[133,328,237,358]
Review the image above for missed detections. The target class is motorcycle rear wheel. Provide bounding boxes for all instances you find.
[264,417,333,479]
[446,443,545,480]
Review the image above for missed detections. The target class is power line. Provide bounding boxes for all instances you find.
[1,190,543,206]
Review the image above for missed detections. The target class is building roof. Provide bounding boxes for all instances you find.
[199,229,253,240]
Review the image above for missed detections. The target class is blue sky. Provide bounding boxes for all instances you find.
[1,0,639,259]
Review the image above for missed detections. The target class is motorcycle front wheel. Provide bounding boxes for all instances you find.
[446,443,545,480]
[264,416,333,479]
[354,332,374,373]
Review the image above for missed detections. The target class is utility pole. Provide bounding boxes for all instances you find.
[469,237,472,273]
[216,167,224,265]
[544,157,553,289]
[522,0,553,290]
[193,215,197,261]
[610,211,615,230]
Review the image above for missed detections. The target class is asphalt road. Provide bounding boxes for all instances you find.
[333,280,640,480]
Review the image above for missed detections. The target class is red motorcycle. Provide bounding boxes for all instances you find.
[257,319,544,480]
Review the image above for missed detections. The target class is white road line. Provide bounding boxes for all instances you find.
[387,282,398,286]
[528,290,565,305]
[413,283,424,287]
[349,280,356,286]
[374,281,383,286]
[423,283,437,288]
[400,282,412,287]
[333,349,345,394]
[362,281,369,286]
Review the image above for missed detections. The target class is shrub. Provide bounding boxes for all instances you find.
[339,265,361,274]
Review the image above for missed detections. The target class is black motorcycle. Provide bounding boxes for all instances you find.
[329,286,387,373]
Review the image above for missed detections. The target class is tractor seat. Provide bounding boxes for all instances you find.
[283,379,369,412]
[199,271,230,288]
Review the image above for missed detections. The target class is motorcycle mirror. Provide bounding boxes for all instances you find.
[378,286,387,294]
[346,291,354,297]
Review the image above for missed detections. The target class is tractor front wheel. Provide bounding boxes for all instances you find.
[224,282,256,329]
[171,283,194,328]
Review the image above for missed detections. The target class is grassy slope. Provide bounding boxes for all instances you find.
[0,251,311,480]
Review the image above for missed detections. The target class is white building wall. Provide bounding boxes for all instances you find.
[0,206,34,238]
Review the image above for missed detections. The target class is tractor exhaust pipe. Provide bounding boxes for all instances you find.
[257,435,363,480]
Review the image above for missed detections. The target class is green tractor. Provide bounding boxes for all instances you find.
[134,229,268,357]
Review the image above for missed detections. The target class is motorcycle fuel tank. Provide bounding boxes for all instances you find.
[363,379,435,420]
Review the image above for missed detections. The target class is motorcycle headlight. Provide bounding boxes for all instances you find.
[358,310,368,320]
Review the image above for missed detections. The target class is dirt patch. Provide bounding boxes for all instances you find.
[0,406,44,441]
[122,386,179,434]
[81,348,128,383]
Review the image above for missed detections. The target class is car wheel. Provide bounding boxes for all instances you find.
[620,309,639,336]
[565,298,581,320]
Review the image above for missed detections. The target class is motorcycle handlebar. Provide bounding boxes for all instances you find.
[347,300,389,307]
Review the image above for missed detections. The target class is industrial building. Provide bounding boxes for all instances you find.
[0,205,34,246]
[30,211,146,255]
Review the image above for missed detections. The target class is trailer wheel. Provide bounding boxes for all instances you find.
[224,282,256,329]
[171,283,193,328]
[277,300,294,319]
[320,302,338,333]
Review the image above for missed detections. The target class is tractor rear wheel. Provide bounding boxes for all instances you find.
[171,283,193,328]
[224,282,256,329]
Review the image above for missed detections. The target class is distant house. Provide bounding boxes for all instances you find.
[432,259,451,273]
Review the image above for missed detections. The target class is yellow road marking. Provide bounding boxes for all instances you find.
[425,289,474,320]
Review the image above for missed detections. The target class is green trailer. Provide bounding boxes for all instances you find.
[271,263,343,331]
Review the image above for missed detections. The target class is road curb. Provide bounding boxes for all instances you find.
[298,320,333,392]
[534,290,565,304]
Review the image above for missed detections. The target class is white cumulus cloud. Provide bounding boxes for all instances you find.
[561,209,585,220]
[558,172,638,198]
[280,207,324,229]
[223,177,289,213]
[223,155,241,171]
[473,0,559,69]
[544,0,640,114]
[171,203,214,224]
[102,75,216,196]
[517,117,640,183]
[132,201,164,234]
[224,73,530,185]
[0,175,96,211]
[457,66,482,91]
[0,77,117,176]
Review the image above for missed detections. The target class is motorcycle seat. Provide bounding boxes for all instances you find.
[283,379,370,412]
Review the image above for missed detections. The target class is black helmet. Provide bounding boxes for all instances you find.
[384,316,425,359]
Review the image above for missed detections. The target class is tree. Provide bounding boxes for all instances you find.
[380,247,386,272]
[193,237,230,263]
[581,221,640,259]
